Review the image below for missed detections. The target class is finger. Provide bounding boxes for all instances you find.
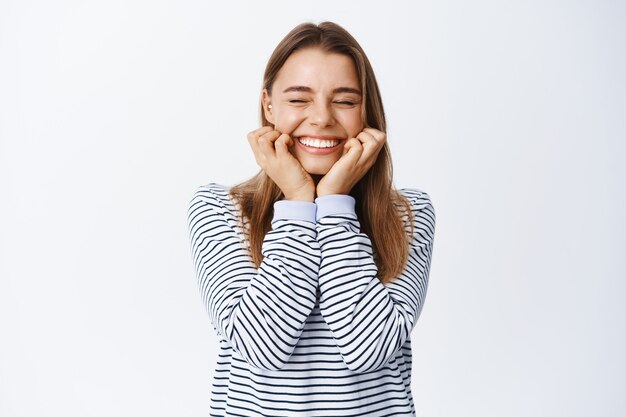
[342,137,364,162]
[358,129,387,149]
[356,131,378,153]
[355,131,381,162]
[274,133,293,157]
[341,138,352,156]
[258,131,280,157]
[360,130,386,157]
[362,127,386,143]
[247,131,262,156]
[251,125,274,137]
[356,130,377,144]
[260,130,282,143]
[247,126,275,149]
[343,136,362,151]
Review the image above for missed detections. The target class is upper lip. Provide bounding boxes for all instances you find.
[296,134,344,141]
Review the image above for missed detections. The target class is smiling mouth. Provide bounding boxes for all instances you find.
[296,136,342,148]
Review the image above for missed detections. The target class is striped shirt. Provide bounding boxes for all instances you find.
[187,182,435,417]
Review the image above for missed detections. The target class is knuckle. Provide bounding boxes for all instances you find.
[261,132,276,141]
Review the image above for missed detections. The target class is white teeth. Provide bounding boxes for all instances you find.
[297,137,340,148]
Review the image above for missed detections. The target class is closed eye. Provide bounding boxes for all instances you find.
[334,101,358,106]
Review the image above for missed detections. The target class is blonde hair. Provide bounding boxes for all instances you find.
[230,21,413,283]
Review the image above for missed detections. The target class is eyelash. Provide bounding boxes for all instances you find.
[288,100,356,106]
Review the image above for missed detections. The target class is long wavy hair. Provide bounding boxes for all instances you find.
[230,21,414,284]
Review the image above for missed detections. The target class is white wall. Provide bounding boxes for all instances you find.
[1,1,624,416]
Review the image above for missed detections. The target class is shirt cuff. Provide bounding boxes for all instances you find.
[272,200,317,223]
[314,194,356,221]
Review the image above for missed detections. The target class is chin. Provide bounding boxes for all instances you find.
[302,161,333,176]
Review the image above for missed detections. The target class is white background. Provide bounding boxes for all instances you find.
[1,1,624,416]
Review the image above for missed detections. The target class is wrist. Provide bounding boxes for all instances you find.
[284,190,315,202]
[316,189,348,198]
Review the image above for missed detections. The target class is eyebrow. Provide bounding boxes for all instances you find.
[282,86,362,95]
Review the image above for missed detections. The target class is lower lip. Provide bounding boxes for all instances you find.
[294,137,343,155]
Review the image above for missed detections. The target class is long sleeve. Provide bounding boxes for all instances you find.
[314,190,435,373]
[187,185,321,371]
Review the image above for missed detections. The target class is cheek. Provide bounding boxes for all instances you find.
[338,111,364,137]
[274,109,306,133]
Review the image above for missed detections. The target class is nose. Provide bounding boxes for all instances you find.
[308,101,334,128]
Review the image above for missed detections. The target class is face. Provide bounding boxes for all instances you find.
[262,47,364,175]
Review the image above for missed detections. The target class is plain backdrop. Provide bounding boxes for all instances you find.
[1,0,624,416]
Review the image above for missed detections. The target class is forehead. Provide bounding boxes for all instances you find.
[274,47,359,91]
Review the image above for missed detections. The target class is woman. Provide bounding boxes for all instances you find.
[187,21,436,417]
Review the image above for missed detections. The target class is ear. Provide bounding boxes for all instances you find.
[261,89,274,124]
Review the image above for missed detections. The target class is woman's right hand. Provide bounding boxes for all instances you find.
[247,126,315,202]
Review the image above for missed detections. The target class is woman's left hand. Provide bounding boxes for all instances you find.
[316,127,386,197]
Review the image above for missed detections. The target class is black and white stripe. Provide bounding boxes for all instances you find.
[187,183,435,417]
